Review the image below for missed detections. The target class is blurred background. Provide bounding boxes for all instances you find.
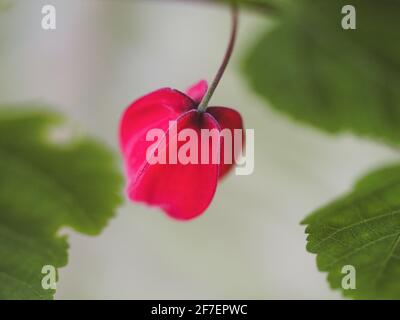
[0,0,398,299]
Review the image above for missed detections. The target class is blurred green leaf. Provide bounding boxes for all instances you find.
[0,0,12,11]
[303,164,400,299]
[243,0,400,145]
[0,107,123,299]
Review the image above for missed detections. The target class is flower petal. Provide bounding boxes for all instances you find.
[185,80,208,105]
[207,106,244,179]
[128,109,220,220]
[119,88,195,178]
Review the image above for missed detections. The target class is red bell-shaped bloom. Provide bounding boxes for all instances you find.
[119,80,244,220]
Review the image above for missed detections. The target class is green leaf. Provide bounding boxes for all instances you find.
[0,106,123,299]
[303,164,400,299]
[0,0,12,11]
[243,0,400,145]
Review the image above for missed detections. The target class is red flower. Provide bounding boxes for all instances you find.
[119,80,244,220]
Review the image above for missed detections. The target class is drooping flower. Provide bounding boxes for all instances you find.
[119,80,244,220]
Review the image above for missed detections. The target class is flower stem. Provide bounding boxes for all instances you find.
[197,3,238,113]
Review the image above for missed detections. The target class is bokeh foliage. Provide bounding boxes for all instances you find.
[0,107,122,299]
[241,0,400,299]
[243,0,400,145]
